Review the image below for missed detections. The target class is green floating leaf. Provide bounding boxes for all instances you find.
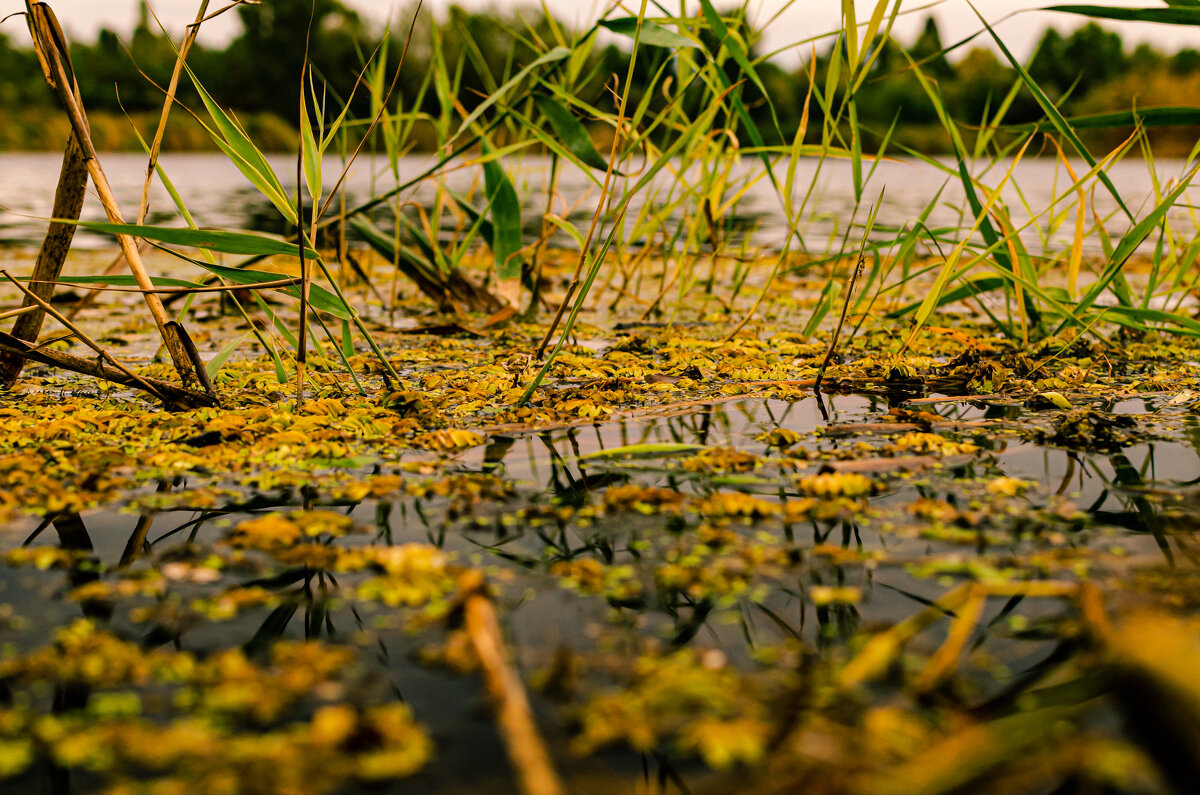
[533,92,610,172]
[599,17,698,49]
[579,443,707,461]
[481,142,523,282]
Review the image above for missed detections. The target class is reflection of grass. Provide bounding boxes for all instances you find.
[4,330,1200,790]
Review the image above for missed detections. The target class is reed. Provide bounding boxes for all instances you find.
[5,0,1200,405]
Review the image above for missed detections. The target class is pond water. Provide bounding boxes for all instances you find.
[3,382,1199,792]
[1,151,1194,256]
[4,143,1200,792]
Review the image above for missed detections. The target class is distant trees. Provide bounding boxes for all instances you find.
[222,0,371,121]
[0,6,1197,154]
[1028,23,1126,97]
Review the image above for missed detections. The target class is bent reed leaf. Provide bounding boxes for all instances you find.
[598,17,698,49]
[68,220,319,259]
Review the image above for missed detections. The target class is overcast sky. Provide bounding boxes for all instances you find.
[2,1,1196,61]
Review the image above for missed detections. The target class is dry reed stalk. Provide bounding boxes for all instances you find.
[66,0,213,316]
[0,307,39,323]
[0,130,89,388]
[0,332,217,409]
[815,250,867,390]
[25,2,204,392]
[532,111,626,362]
[460,572,565,795]
[0,269,214,408]
[137,0,211,225]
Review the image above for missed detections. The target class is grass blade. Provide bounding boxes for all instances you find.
[69,220,318,259]
[482,141,524,296]
[1043,5,1200,24]
[533,92,610,171]
[598,17,698,48]
[972,3,1133,223]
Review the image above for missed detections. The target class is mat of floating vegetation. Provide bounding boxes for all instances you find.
[2,296,1200,793]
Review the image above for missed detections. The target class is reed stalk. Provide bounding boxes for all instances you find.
[0,129,88,388]
[25,1,206,392]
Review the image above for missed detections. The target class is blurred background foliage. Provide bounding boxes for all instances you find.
[0,0,1197,154]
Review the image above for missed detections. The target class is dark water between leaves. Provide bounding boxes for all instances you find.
[2,391,1198,792]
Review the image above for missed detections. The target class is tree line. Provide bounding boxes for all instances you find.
[0,0,1196,154]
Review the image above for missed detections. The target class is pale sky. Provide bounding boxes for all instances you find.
[1,0,1197,61]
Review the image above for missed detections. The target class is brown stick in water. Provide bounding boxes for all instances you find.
[0,332,218,409]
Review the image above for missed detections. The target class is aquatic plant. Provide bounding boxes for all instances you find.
[3,1,1200,793]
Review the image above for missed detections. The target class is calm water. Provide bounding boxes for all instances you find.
[1,151,1194,255]
[3,145,1200,790]
[2,383,1199,791]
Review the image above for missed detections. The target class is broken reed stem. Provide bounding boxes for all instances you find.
[815,249,866,390]
[0,331,216,409]
[0,129,89,388]
[0,307,40,323]
[0,269,173,403]
[26,2,201,390]
[461,574,565,795]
